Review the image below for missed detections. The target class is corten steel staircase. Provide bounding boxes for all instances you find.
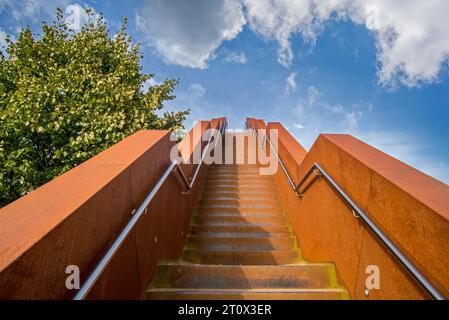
[2,118,447,300]
[146,133,349,300]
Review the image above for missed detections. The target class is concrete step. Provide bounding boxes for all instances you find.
[183,249,302,265]
[148,264,338,289]
[193,215,287,227]
[146,288,349,300]
[190,224,290,234]
[187,236,296,250]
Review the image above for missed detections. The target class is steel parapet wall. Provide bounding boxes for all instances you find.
[0,118,225,299]
[248,117,449,300]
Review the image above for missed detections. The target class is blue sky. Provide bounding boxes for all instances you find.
[1,0,448,184]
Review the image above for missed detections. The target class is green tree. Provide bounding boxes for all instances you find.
[0,9,189,206]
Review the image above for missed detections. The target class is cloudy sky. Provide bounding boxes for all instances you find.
[1,0,449,184]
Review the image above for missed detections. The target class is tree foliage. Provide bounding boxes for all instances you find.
[0,9,189,206]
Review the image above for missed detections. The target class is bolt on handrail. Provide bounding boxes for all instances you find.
[74,121,226,300]
[247,122,445,300]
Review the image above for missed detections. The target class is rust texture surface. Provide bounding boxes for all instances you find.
[248,117,449,300]
[0,118,226,300]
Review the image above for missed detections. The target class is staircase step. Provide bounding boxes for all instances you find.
[205,180,275,187]
[183,249,302,265]
[202,191,279,200]
[207,175,273,181]
[198,206,282,215]
[148,264,338,289]
[200,199,280,209]
[146,288,349,300]
[190,224,290,233]
[211,165,262,169]
[193,215,287,227]
[195,211,283,218]
[208,168,263,174]
[190,231,291,238]
[187,236,296,250]
[205,185,277,193]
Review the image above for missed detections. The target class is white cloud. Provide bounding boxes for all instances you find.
[133,0,449,86]
[286,72,297,92]
[324,104,345,115]
[296,102,306,116]
[4,1,443,88]
[243,0,449,87]
[189,83,206,98]
[0,0,70,22]
[293,122,305,130]
[135,0,245,69]
[0,1,100,34]
[307,85,319,106]
[305,85,345,115]
[291,84,372,146]
[224,51,247,64]
[354,1,449,86]
[244,0,318,67]
[344,110,362,129]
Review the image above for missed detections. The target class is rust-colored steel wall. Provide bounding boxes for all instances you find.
[248,118,449,300]
[0,118,226,300]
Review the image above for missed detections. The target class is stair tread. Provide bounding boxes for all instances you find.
[192,223,288,228]
[194,216,287,223]
[185,249,299,253]
[196,212,284,216]
[156,262,333,268]
[184,249,302,265]
[202,192,279,197]
[146,291,348,300]
[204,187,278,192]
[187,241,295,250]
[201,198,278,202]
[190,232,291,238]
[147,288,346,293]
[190,225,290,232]
[200,205,281,209]
[202,193,279,197]
[199,206,281,211]
[188,236,295,240]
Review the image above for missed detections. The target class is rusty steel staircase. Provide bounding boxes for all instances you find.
[146,133,349,300]
[2,118,447,300]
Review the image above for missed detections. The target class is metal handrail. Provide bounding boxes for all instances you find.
[247,122,445,300]
[74,121,226,300]
[175,124,225,193]
[264,131,296,190]
[248,127,296,190]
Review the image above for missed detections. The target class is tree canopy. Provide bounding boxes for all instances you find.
[0,9,189,206]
